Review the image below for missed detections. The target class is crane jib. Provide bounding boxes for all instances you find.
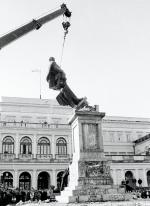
[0,4,71,49]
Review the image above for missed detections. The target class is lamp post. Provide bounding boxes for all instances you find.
[32,69,42,99]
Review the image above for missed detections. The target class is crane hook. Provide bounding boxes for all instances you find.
[62,21,71,31]
[59,20,71,67]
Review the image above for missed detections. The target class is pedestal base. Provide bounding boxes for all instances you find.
[56,159,126,203]
[56,186,126,203]
[56,110,127,203]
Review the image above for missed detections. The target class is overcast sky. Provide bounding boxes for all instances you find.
[0,0,150,118]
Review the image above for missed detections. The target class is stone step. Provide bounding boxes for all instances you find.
[56,194,101,203]
[102,193,126,201]
[56,187,73,202]
[56,186,126,203]
[56,184,125,203]
[57,193,121,203]
[56,195,69,203]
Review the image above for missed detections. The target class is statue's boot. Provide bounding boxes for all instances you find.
[76,97,88,110]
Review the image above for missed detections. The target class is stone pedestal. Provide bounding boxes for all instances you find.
[56,110,126,203]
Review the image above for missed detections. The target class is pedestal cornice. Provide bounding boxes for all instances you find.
[69,111,105,125]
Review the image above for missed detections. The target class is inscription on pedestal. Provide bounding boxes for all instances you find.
[82,123,99,150]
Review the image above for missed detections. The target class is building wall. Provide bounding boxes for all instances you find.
[109,161,150,187]
[0,97,150,189]
[103,116,150,155]
[0,97,73,189]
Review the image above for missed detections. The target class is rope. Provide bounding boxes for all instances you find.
[59,31,67,68]
[59,12,71,67]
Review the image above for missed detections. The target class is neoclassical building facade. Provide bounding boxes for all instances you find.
[0,96,150,190]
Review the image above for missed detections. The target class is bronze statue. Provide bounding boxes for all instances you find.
[46,57,88,110]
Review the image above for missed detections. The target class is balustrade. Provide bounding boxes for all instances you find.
[1,152,150,162]
[0,152,70,162]
[36,154,53,159]
[0,153,16,160]
[18,153,33,159]
[0,121,70,129]
[55,154,70,159]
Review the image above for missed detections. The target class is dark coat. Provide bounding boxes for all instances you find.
[56,84,81,108]
[46,61,66,89]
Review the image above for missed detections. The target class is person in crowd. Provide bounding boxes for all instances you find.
[26,190,31,201]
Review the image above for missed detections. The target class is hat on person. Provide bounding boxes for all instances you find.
[49,57,55,61]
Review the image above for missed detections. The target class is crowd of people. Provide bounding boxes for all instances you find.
[0,187,55,206]
[131,190,150,199]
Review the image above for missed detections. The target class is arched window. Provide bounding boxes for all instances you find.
[37,137,50,155]
[20,136,32,154]
[125,171,133,179]
[56,137,67,155]
[2,172,13,188]
[38,171,50,190]
[57,170,69,191]
[2,136,14,154]
[125,170,135,191]
[19,172,31,190]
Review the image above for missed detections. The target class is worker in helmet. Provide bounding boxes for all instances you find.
[46,57,88,110]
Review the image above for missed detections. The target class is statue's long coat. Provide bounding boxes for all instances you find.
[46,61,66,89]
[46,61,84,109]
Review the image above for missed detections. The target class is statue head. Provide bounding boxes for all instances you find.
[49,57,55,62]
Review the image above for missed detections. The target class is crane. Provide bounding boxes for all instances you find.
[0,4,71,49]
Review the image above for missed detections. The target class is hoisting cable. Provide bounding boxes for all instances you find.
[59,17,71,67]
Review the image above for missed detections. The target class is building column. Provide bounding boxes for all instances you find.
[121,169,125,181]
[15,134,19,158]
[51,135,55,159]
[68,135,72,158]
[14,170,18,188]
[33,135,37,158]
[32,170,37,189]
[117,169,124,185]
[51,170,57,188]
[135,169,139,182]
[111,169,117,185]
[142,169,147,187]
[0,133,2,154]
[116,169,124,185]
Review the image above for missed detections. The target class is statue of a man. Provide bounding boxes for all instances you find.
[46,57,88,110]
